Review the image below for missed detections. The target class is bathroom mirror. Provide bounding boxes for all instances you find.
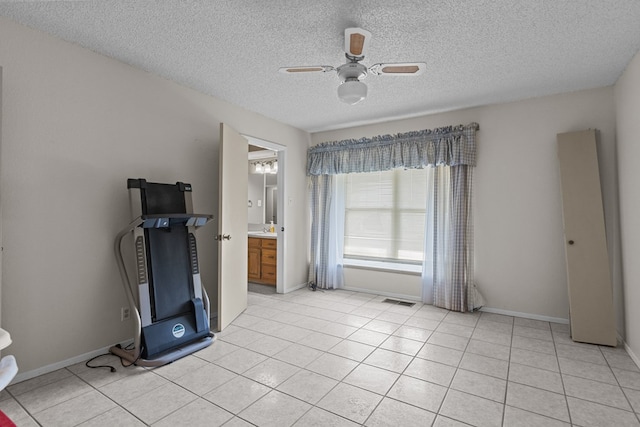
[266,186,277,224]
[265,171,277,224]
[248,147,278,225]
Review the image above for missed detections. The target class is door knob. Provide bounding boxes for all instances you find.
[223,234,231,240]
[568,240,575,245]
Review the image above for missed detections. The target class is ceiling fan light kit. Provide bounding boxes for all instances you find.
[337,62,369,104]
[279,27,426,105]
[338,80,368,105]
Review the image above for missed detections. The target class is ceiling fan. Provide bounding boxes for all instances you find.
[279,27,426,105]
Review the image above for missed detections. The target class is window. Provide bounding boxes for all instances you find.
[343,168,427,264]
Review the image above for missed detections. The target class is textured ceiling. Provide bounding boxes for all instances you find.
[1,1,640,132]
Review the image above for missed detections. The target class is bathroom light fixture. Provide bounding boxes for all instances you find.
[252,160,278,174]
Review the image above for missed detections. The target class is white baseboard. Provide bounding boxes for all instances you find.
[623,340,640,370]
[340,288,570,324]
[342,286,421,303]
[617,332,625,347]
[480,306,569,324]
[11,339,133,385]
[283,282,309,293]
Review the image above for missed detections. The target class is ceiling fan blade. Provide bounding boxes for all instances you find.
[279,66,335,74]
[369,62,426,76]
[344,27,372,58]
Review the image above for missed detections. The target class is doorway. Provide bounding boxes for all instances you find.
[244,135,287,295]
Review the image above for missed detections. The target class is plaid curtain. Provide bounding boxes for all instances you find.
[308,175,344,289]
[308,123,479,305]
[423,165,483,311]
[308,124,477,175]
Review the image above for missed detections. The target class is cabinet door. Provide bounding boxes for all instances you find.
[262,239,277,249]
[261,249,277,266]
[261,265,277,285]
[248,247,261,280]
[557,129,616,346]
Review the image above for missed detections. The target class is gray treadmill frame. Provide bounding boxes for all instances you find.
[110,184,214,367]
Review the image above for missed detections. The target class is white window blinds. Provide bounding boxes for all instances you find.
[344,168,427,263]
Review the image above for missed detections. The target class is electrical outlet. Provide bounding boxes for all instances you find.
[121,307,131,321]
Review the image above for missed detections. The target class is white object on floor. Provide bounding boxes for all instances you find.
[0,327,18,390]
[0,355,18,390]
[0,328,11,350]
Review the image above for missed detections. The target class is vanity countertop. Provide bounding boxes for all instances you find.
[248,231,277,239]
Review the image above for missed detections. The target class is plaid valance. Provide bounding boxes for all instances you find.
[307,122,479,176]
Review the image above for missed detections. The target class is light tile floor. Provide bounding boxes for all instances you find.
[2,288,640,426]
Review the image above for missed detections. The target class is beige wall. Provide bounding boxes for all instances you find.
[2,12,634,375]
[313,87,620,324]
[615,49,640,361]
[343,268,421,300]
[0,17,310,375]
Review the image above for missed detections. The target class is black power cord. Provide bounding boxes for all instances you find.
[85,353,116,372]
[85,343,143,371]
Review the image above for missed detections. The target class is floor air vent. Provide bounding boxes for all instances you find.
[382,298,416,307]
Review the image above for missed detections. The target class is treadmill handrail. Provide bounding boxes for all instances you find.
[140,213,212,218]
[114,217,145,361]
[139,213,213,229]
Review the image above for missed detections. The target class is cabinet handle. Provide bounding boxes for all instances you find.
[568,240,575,245]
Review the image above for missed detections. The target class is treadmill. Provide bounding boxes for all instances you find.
[110,179,215,367]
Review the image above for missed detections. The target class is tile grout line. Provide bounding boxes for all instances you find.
[599,343,640,421]
[549,319,574,426]
[237,293,639,425]
[501,314,515,427]
[3,382,42,426]
[142,292,640,425]
[66,363,151,427]
[9,288,640,426]
[365,313,444,426]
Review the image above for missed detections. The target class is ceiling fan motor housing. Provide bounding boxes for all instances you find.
[337,62,368,83]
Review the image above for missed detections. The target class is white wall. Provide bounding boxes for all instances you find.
[313,87,620,324]
[0,17,310,374]
[343,268,421,301]
[615,49,640,361]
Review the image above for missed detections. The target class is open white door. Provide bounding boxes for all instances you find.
[217,123,248,331]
